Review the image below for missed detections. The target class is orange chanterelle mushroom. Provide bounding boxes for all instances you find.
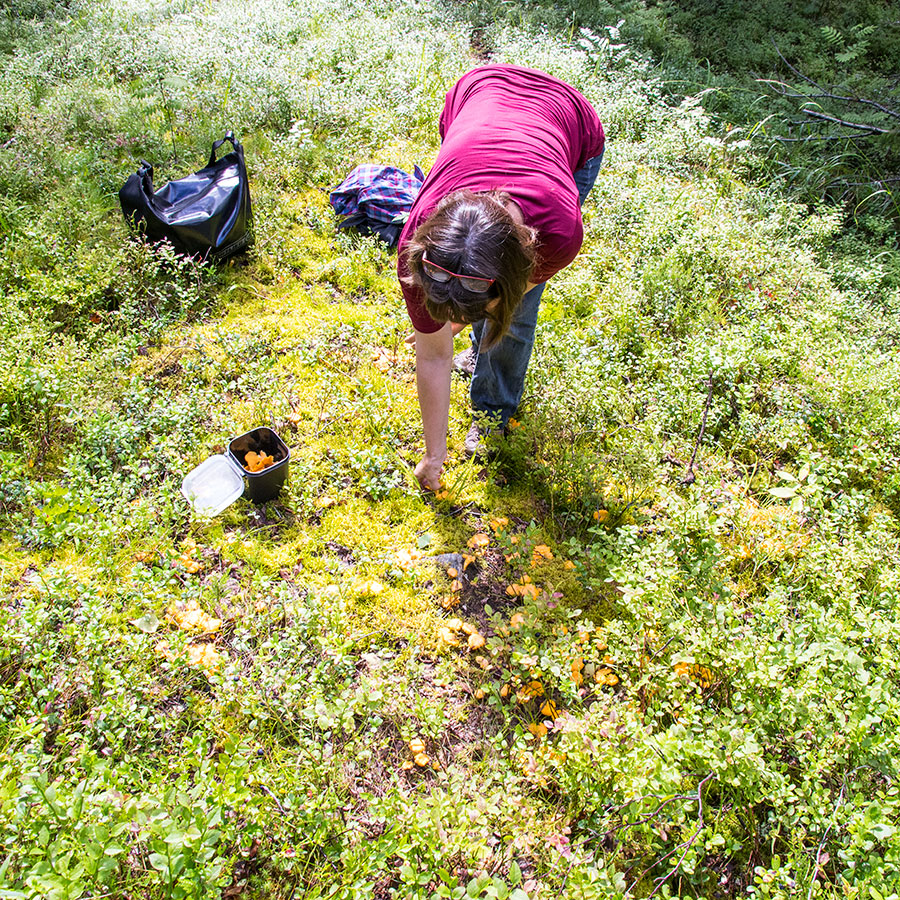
[244,450,275,473]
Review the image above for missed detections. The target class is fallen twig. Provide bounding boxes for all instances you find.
[682,374,715,485]
[627,773,716,898]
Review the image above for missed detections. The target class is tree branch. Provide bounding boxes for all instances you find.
[775,134,866,144]
[765,41,900,133]
[840,176,900,186]
[771,40,824,91]
[775,134,872,143]
[800,108,889,134]
[810,93,900,120]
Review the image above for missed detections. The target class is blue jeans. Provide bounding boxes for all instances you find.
[469,153,603,426]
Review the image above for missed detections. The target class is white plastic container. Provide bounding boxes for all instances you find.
[181,427,290,515]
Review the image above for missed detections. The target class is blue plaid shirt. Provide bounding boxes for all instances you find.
[330,164,424,224]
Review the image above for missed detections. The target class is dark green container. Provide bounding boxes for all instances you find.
[227,426,290,503]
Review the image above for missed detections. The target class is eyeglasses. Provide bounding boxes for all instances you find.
[422,254,495,294]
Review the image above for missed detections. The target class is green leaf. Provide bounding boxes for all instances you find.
[768,486,797,499]
[163,75,191,91]
[148,852,169,873]
[820,25,841,45]
[130,613,160,634]
[417,532,433,549]
[508,861,522,886]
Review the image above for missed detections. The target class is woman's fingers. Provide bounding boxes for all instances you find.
[414,458,443,491]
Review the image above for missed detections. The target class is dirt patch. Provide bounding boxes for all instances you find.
[326,540,356,568]
[455,548,517,630]
[356,656,504,797]
[469,26,493,60]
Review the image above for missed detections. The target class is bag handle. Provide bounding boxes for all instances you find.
[135,160,155,197]
[208,131,242,166]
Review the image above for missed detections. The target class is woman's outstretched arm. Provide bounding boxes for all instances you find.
[413,323,454,490]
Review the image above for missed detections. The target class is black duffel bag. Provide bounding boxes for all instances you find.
[119,131,253,261]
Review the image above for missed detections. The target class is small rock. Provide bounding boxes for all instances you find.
[430,553,466,571]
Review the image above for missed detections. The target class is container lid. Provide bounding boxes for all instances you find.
[181,454,244,516]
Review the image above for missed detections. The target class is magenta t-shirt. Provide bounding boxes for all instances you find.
[399,64,605,333]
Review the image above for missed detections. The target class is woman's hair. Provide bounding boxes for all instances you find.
[402,189,537,347]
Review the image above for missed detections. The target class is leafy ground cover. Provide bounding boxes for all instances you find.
[2,0,900,898]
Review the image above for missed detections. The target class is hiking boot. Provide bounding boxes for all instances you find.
[463,420,504,460]
[452,347,476,377]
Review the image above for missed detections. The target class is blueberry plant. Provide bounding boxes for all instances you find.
[1,0,900,897]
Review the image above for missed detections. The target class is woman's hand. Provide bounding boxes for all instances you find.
[414,455,445,491]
